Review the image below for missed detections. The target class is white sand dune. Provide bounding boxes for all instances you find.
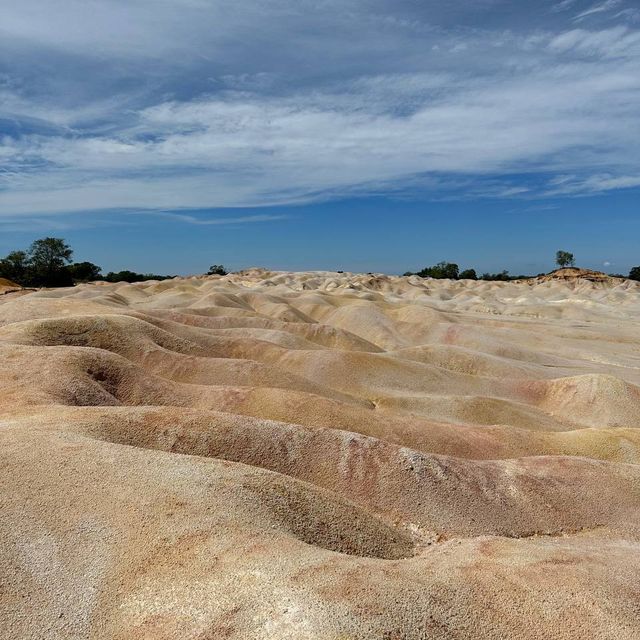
[1,269,640,639]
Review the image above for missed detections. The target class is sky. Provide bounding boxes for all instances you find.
[1,0,639,275]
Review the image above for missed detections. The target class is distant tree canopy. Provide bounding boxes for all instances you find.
[405,263,516,281]
[629,267,640,281]
[68,261,103,282]
[104,270,175,283]
[481,270,511,281]
[27,237,74,287]
[3,237,637,288]
[207,264,228,276]
[0,238,74,287]
[0,237,176,288]
[0,250,29,284]
[556,250,575,268]
[417,262,460,279]
[459,268,477,280]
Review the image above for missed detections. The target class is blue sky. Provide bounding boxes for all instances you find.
[1,0,639,275]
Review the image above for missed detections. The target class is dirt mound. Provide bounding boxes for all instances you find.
[532,267,628,285]
[0,277,20,294]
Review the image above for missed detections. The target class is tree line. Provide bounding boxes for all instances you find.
[403,263,517,281]
[405,251,640,282]
[0,238,179,287]
[2,239,639,287]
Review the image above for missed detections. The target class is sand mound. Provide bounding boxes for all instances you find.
[532,267,630,285]
[0,277,20,294]
[536,374,640,428]
[1,271,640,639]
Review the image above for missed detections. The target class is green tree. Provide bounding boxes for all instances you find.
[105,270,144,283]
[27,238,73,287]
[142,273,174,281]
[481,270,511,281]
[68,261,103,282]
[0,250,29,285]
[105,270,174,283]
[555,250,575,268]
[417,262,460,279]
[207,264,228,276]
[629,267,640,281]
[459,268,477,280]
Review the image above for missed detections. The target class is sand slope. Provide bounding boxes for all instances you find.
[1,270,640,639]
[0,277,21,295]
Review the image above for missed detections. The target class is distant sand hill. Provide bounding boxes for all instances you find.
[531,267,627,285]
[1,271,639,639]
[0,277,20,294]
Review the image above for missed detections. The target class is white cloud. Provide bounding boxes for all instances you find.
[574,0,622,21]
[546,173,640,194]
[548,26,640,56]
[615,8,640,23]
[143,212,289,225]
[1,3,639,217]
[553,0,581,13]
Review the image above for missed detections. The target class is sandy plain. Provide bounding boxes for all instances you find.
[1,269,639,639]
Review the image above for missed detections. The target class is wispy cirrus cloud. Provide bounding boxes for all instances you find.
[548,25,640,55]
[139,211,290,225]
[1,0,639,220]
[574,0,623,21]
[546,173,640,195]
[552,0,581,13]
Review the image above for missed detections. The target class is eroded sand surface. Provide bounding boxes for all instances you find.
[1,270,640,639]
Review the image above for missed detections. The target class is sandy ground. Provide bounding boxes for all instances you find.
[1,269,639,639]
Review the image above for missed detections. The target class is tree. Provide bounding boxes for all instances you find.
[555,250,575,268]
[629,267,640,281]
[68,261,103,282]
[105,270,145,283]
[104,270,174,283]
[207,264,228,276]
[27,237,73,287]
[459,269,477,280]
[481,270,511,281]
[142,273,174,281]
[0,250,29,285]
[417,262,460,279]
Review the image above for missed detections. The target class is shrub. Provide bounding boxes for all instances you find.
[481,270,511,281]
[207,264,228,276]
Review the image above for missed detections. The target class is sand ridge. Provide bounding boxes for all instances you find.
[1,270,640,639]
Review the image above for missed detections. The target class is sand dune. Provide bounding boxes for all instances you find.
[1,270,640,639]
[0,277,20,295]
